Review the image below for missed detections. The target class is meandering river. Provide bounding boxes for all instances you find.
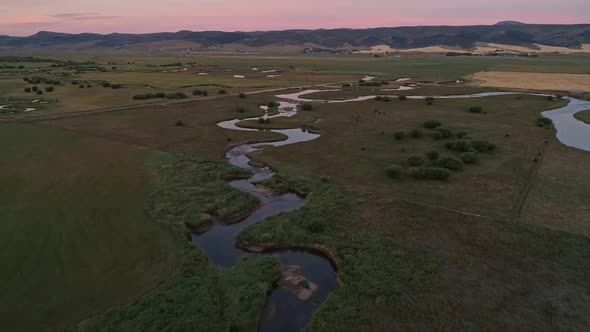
[191,85,590,331]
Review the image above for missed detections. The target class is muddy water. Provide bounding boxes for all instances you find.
[192,101,334,332]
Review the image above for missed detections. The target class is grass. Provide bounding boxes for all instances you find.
[470,71,590,91]
[0,124,181,331]
[149,159,258,231]
[41,91,288,160]
[76,159,281,332]
[574,108,590,124]
[238,175,590,330]
[250,94,568,220]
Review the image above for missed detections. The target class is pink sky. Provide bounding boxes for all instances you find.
[2,0,589,36]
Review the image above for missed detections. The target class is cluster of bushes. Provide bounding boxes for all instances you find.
[236,106,248,113]
[375,96,392,102]
[359,81,388,87]
[133,92,166,100]
[537,116,553,128]
[218,89,227,95]
[267,101,280,108]
[445,139,496,153]
[24,77,61,85]
[192,89,208,96]
[423,120,442,129]
[24,86,48,95]
[239,93,247,99]
[166,92,188,99]
[425,97,435,105]
[432,127,454,140]
[79,84,92,88]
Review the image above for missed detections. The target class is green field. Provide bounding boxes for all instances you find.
[1,52,590,331]
[0,124,180,331]
[574,108,590,124]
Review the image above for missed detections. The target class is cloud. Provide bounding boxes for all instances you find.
[50,13,118,21]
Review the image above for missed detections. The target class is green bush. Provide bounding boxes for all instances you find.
[202,90,208,96]
[407,155,428,167]
[537,116,553,127]
[175,120,185,126]
[239,93,247,99]
[31,86,38,92]
[393,131,405,140]
[218,89,227,94]
[461,152,479,164]
[433,127,453,139]
[45,86,54,92]
[381,96,391,102]
[399,95,407,101]
[24,87,31,93]
[385,165,405,179]
[267,101,279,108]
[101,82,111,88]
[302,103,313,111]
[471,140,492,153]
[446,140,472,152]
[425,97,435,105]
[258,117,265,124]
[426,150,440,161]
[439,156,464,171]
[375,96,382,101]
[192,89,203,96]
[410,129,422,138]
[166,92,188,99]
[424,120,442,129]
[111,84,122,89]
[455,130,469,138]
[468,106,483,113]
[237,106,247,113]
[36,90,43,95]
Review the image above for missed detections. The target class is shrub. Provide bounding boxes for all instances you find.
[302,103,313,111]
[425,97,435,105]
[385,165,405,179]
[546,96,555,101]
[434,127,453,139]
[381,96,391,102]
[426,150,440,161]
[45,86,54,92]
[447,140,472,152]
[264,118,271,124]
[461,152,479,164]
[258,117,265,124]
[471,140,491,153]
[86,84,92,88]
[268,101,279,108]
[36,90,43,95]
[455,130,469,138]
[79,84,85,88]
[468,106,483,113]
[399,95,407,101]
[239,93,247,99]
[101,82,111,87]
[24,87,31,93]
[424,120,442,129]
[394,131,405,140]
[192,89,203,96]
[432,132,443,140]
[237,106,247,113]
[111,84,122,89]
[375,96,382,101]
[166,92,188,99]
[410,129,422,138]
[31,86,38,92]
[155,92,166,98]
[407,155,428,167]
[439,156,464,171]
[537,116,552,127]
[133,94,148,100]
[175,120,185,126]
[218,89,226,94]
[202,90,208,96]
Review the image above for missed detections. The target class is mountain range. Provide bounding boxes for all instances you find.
[1,23,589,50]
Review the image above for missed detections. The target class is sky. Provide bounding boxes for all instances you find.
[1,0,589,36]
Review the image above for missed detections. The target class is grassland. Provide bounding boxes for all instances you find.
[249,94,567,220]
[3,52,590,331]
[470,71,590,91]
[574,109,590,124]
[0,124,180,331]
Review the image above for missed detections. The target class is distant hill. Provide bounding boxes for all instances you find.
[1,24,589,50]
[495,21,527,26]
